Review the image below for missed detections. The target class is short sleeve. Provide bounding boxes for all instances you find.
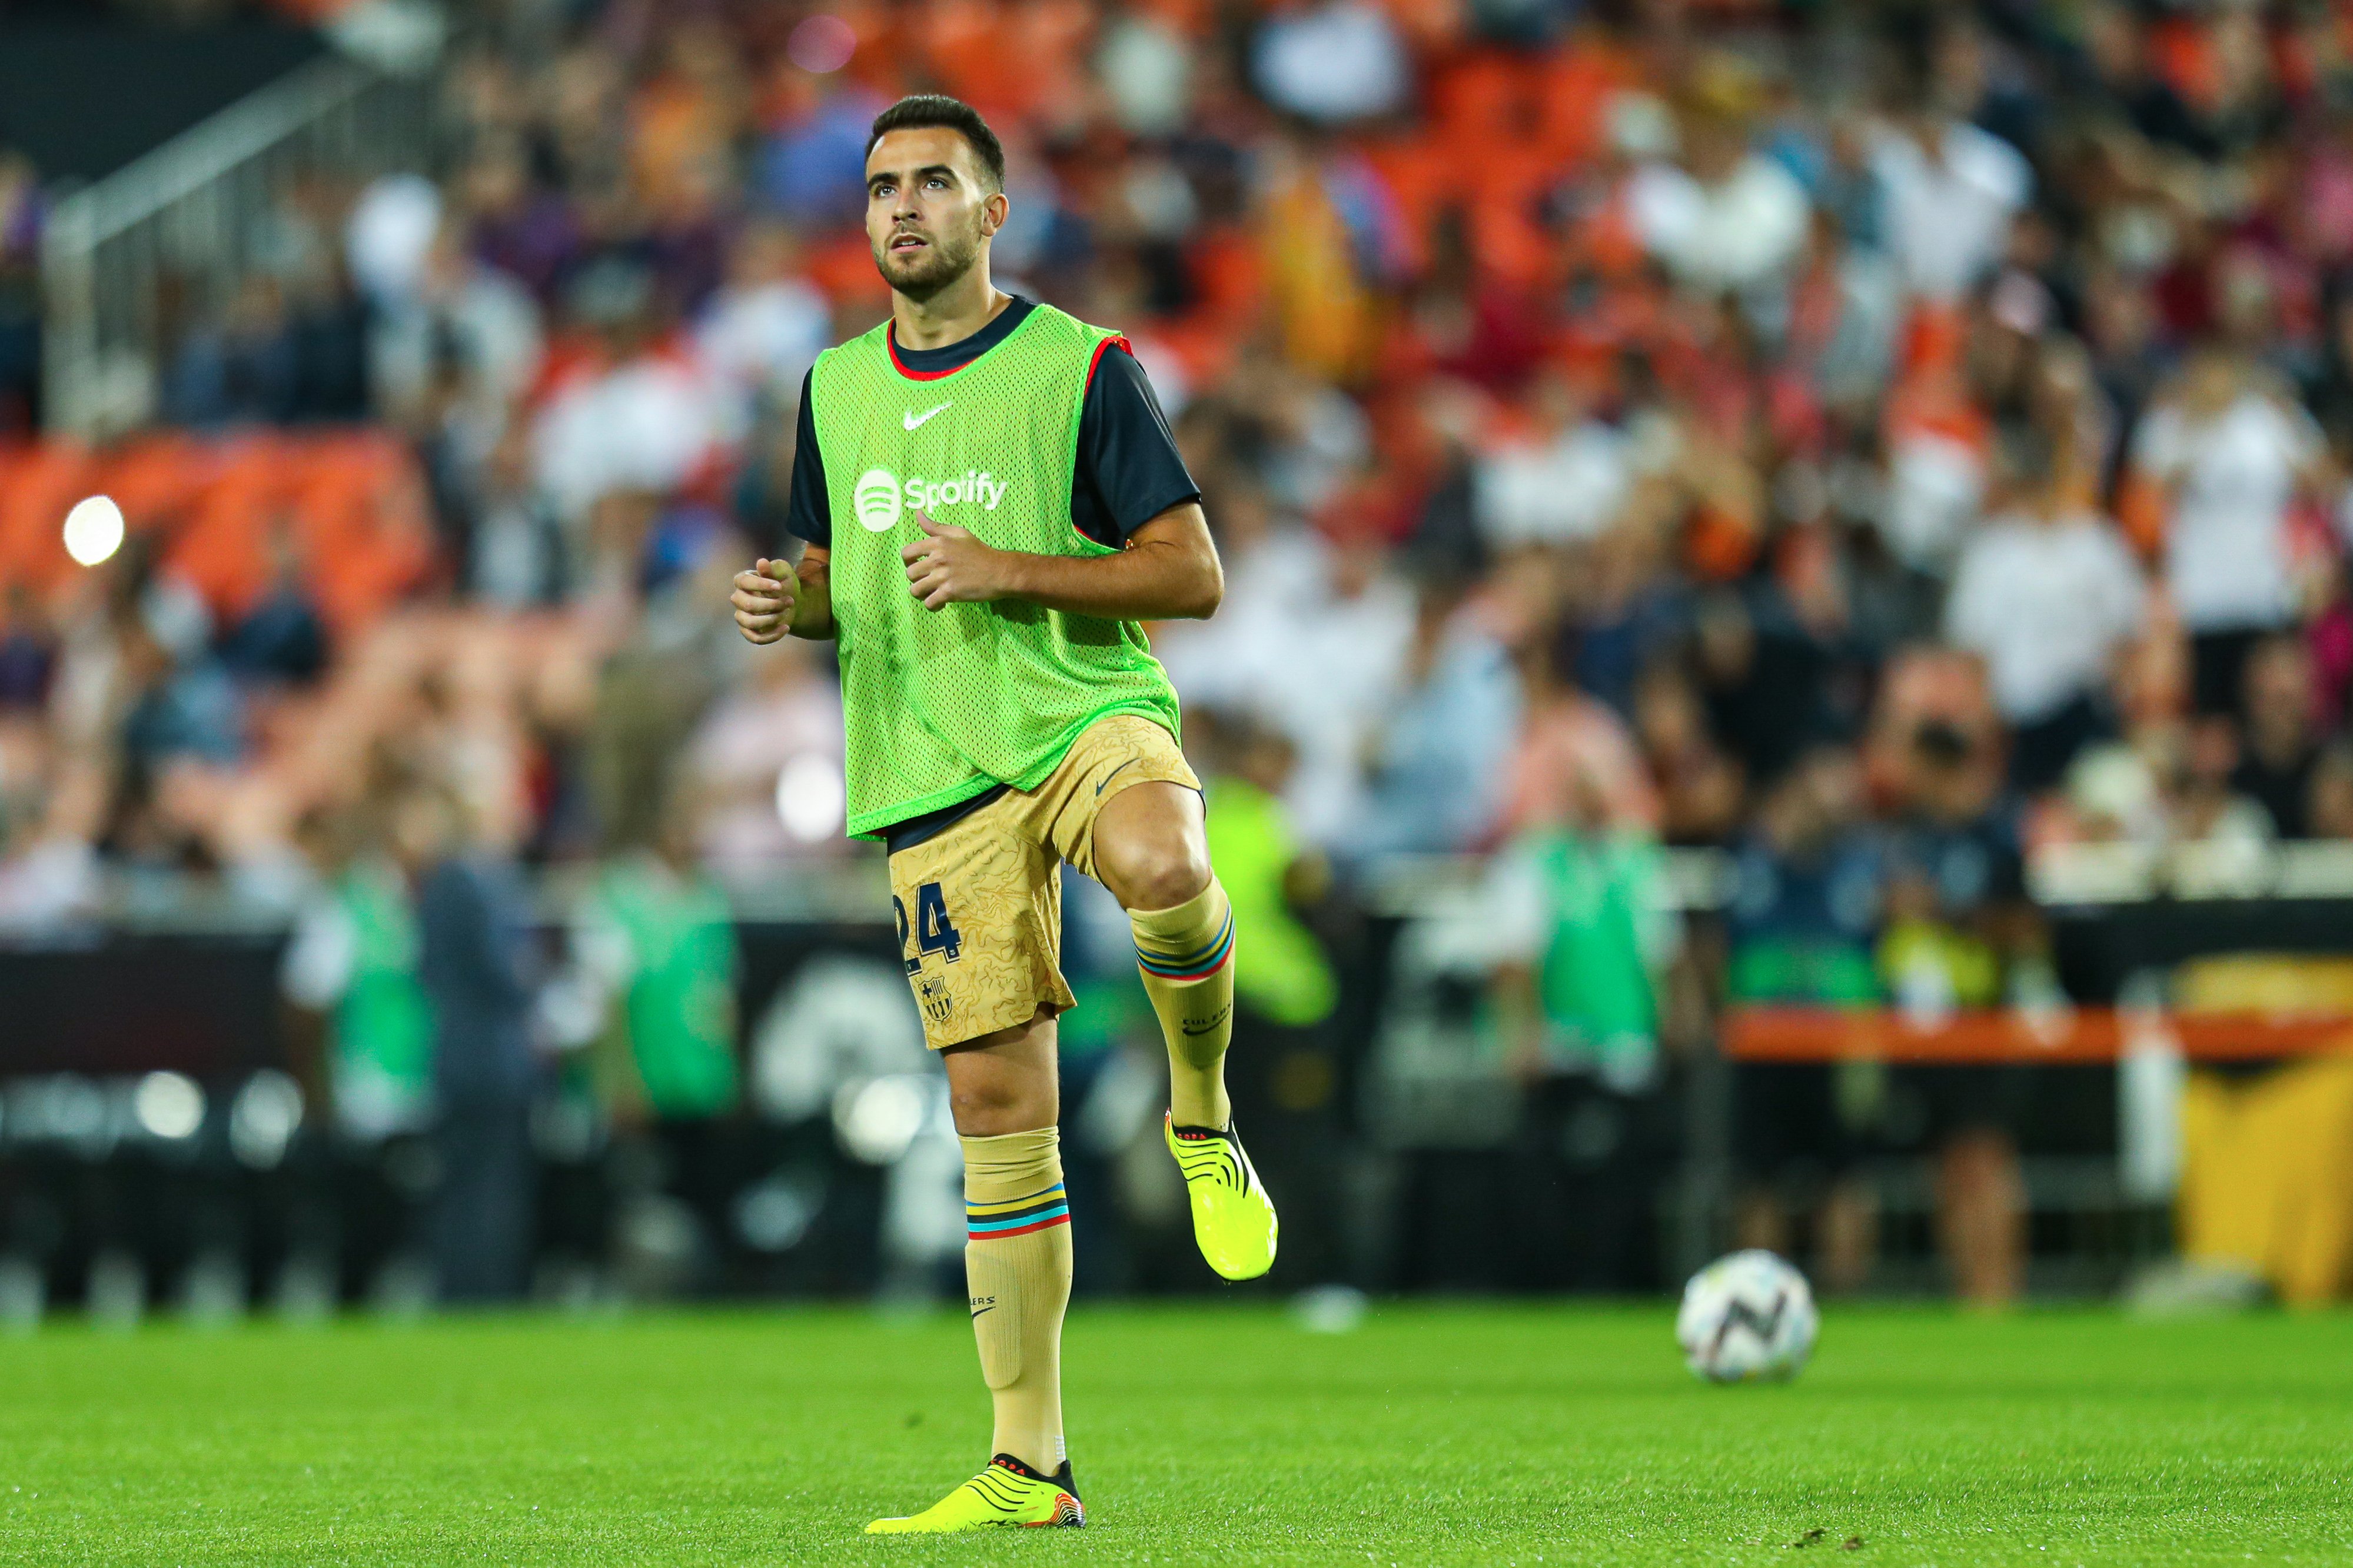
[280,894,357,1008]
[1479,838,1552,966]
[1943,531,2001,652]
[2130,404,2185,480]
[785,367,831,548]
[2094,523,2149,637]
[2278,398,2326,470]
[1072,342,1202,547]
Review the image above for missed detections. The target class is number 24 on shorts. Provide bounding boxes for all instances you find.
[893,881,964,972]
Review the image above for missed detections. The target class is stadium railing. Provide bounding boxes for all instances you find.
[1362,843,2353,1295]
[39,53,438,438]
[6,845,2353,1306]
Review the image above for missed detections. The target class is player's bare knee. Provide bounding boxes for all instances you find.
[1108,838,1210,911]
[942,1014,1060,1136]
[948,1076,1056,1137]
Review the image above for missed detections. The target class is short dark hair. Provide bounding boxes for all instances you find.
[867,95,1005,192]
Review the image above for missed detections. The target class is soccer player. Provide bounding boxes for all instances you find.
[729,94,1277,1533]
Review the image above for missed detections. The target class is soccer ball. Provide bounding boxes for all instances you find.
[1676,1250,1818,1383]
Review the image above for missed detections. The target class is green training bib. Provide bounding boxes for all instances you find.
[810,303,1184,838]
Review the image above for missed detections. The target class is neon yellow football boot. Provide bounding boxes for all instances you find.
[1165,1113,1278,1281]
[863,1455,1085,1534]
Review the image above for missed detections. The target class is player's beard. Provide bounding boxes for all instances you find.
[875,213,983,302]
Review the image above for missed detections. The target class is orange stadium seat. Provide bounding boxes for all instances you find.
[1533,40,1632,168]
[0,442,92,594]
[1425,52,1530,151]
[165,438,290,621]
[102,432,219,535]
[0,432,432,638]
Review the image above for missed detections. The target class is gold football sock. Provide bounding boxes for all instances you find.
[961,1127,1072,1473]
[1131,878,1235,1130]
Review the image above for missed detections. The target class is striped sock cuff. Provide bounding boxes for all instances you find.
[1135,906,1234,983]
[968,1181,1071,1240]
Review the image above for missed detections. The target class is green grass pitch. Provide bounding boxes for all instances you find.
[1,1304,2348,1565]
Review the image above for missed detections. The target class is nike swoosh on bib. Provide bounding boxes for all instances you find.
[903,402,952,430]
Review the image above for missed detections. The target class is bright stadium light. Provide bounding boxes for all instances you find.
[776,753,845,843]
[230,1070,304,1170]
[732,1177,817,1253]
[62,495,126,568]
[134,1072,205,1141]
[832,1074,926,1165]
[787,14,855,72]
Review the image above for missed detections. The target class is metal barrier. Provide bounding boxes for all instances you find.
[38,54,439,439]
[5,855,2352,1303]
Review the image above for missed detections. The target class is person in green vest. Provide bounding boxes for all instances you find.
[727,94,1269,1532]
[280,803,438,1300]
[1195,711,1341,1281]
[1721,743,1886,1296]
[1485,763,1681,1289]
[1488,824,1674,1092]
[283,808,438,1138]
[580,810,743,1126]
[1198,713,1338,1036]
[573,787,743,1286]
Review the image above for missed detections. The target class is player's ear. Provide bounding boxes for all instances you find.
[981,188,1009,237]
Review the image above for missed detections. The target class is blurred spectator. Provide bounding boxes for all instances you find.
[694,222,830,430]
[1195,710,1340,1282]
[1474,369,1629,550]
[463,430,570,607]
[119,617,243,770]
[1251,1,1408,126]
[1199,712,1337,1034]
[2165,714,2275,851]
[1692,585,1833,790]
[1869,25,2031,304]
[371,224,544,454]
[413,784,541,1303]
[1498,625,1659,841]
[1945,434,2146,793]
[281,803,435,1142]
[1487,783,1676,1095]
[2233,635,2324,838]
[346,172,444,311]
[686,631,845,868]
[1630,660,1744,846]
[159,277,304,428]
[1484,757,1680,1291]
[1354,575,1520,858]
[574,786,742,1288]
[0,585,57,710]
[1879,718,2041,1307]
[1723,744,1882,1296]
[2308,741,2353,840]
[1161,506,1412,850]
[532,259,728,527]
[456,142,581,302]
[0,148,39,432]
[1627,56,1810,305]
[278,797,438,1303]
[2128,347,2329,716]
[220,528,331,687]
[753,85,882,229]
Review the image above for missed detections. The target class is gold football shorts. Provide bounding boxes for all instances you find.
[887,714,1199,1050]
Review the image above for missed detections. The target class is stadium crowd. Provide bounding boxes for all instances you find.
[8,0,2353,1304]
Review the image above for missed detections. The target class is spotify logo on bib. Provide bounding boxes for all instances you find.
[852,466,1013,531]
[853,469,903,532]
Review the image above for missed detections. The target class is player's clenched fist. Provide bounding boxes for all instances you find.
[902,513,1008,610]
[732,559,798,644]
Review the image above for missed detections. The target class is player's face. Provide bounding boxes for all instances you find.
[865,128,1005,301]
